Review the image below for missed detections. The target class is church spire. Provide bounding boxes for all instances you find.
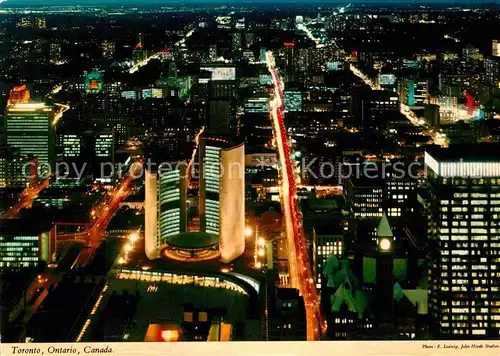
[376,212,393,238]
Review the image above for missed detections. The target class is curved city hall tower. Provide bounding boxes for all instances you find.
[199,136,245,263]
[145,162,187,260]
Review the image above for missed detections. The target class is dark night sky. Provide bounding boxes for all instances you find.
[4,0,500,5]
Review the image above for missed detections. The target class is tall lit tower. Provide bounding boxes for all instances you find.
[102,40,116,60]
[283,42,295,84]
[5,102,55,176]
[145,162,188,260]
[133,33,146,63]
[199,135,245,263]
[425,145,500,338]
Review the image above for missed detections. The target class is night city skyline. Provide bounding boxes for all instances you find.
[1,1,500,353]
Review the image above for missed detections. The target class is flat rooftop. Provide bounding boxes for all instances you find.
[426,144,500,162]
[166,232,219,249]
[0,219,52,236]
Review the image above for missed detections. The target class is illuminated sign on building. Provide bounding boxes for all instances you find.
[200,66,236,81]
[379,74,396,86]
[84,71,104,94]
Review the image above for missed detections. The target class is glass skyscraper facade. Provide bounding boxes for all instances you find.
[202,145,221,235]
[5,103,55,176]
[95,133,113,158]
[158,165,187,239]
[144,163,187,260]
[58,134,81,159]
[0,236,40,268]
[425,148,500,338]
[0,222,52,269]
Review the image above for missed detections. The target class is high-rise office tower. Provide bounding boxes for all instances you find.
[284,42,295,84]
[102,40,116,60]
[57,134,81,159]
[199,135,245,263]
[205,74,237,135]
[145,162,188,260]
[296,48,311,73]
[399,77,428,109]
[232,32,242,53]
[345,176,384,219]
[209,44,217,61]
[49,43,62,64]
[259,47,267,63]
[245,32,255,48]
[95,132,114,159]
[133,33,146,63]
[484,57,500,86]
[5,102,55,176]
[235,18,245,30]
[207,100,231,134]
[425,145,500,338]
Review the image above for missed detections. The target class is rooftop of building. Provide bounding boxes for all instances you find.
[201,134,244,150]
[347,175,385,188]
[165,232,219,249]
[6,102,52,112]
[370,89,399,100]
[426,143,500,162]
[312,221,345,236]
[307,198,339,212]
[0,219,52,236]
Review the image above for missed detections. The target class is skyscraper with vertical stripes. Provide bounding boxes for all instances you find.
[199,135,245,263]
[5,102,55,177]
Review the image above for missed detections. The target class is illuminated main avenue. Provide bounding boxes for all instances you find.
[266,51,322,341]
[68,160,143,267]
[1,178,50,219]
